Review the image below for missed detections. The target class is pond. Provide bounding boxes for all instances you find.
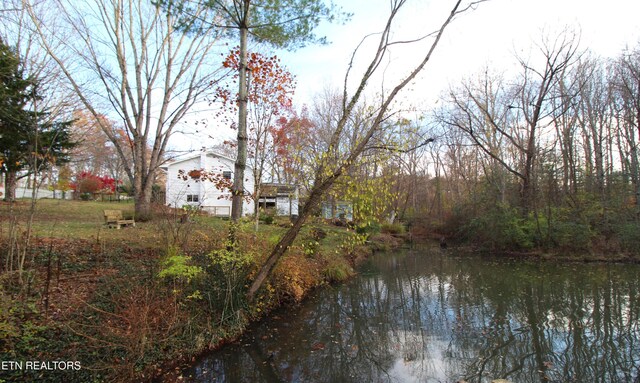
[182,247,640,382]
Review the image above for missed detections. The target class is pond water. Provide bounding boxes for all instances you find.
[182,247,640,382]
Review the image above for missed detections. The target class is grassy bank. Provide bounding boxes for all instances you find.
[0,199,380,382]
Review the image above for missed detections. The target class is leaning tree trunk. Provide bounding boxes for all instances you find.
[247,178,334,300]
[246,0,466,301]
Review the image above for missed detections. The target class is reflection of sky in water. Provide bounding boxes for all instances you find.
[182,250,640,383]
[384,336,452,383]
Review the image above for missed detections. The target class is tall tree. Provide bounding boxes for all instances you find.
[269,107,315,187]
[213,48,296,227]
[0,37,35,200]
[611,45,640,213]
[439,33,580,213]
[25,0,225,220]
[68,110,119,176]
[0,38,75,201]
[247,0,484,300]
[160,0,347,221]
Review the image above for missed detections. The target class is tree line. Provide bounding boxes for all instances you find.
[391,33,640,253]
[14,1,634,298]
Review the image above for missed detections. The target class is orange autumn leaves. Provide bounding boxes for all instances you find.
[213,47,296,123]
[211,47,308,183]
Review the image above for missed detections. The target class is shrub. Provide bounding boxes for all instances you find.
[260,213,275,225]
[355,221,380,235]
[462,204,534,251]
[380,222,405,235]
[615,222,640,254]
[158,245,203,284]
[550,220,592,251]
[71,171,117,194]
[322,255,354,282]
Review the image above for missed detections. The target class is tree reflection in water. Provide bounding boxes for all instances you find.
[183,249,640,383]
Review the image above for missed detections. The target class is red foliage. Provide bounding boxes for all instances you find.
[212,48,304,185]
[272,107,315,177]
[71,171,118,194]
[187,169,202,179]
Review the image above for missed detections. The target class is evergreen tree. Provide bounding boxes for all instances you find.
[0,38,74,201]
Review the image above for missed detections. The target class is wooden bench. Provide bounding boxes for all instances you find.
[103,210,136,229]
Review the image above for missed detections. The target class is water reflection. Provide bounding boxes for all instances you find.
[183,248,640,382]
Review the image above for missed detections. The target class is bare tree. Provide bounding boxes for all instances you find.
[513,33,580,211]
[24,0,225,219]
[247,0,486,300]
[574,57,615,201]
[611,45,640,213]
[550,57,584,200]
[438,69,517,201]
[439,32,580,212]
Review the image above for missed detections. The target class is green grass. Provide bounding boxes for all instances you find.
[0,199,295,251]
[0,200,362,250]
[0,199,159,248]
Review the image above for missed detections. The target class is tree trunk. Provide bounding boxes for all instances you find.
[231,5,250,222]
[3,172,17,202]
[254,189,261,232]
[134,173,154,221]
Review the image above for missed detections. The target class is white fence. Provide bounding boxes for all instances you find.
[0,185,73,200]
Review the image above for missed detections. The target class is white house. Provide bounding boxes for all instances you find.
[163,150,255,217]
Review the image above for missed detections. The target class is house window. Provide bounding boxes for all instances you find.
[223,171,232,180]
[187,194,199,202]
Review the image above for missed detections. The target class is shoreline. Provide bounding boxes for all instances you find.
[152,232,404,382]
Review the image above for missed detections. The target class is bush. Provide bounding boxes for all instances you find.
[158,246,203,284]
[355,221,380,235]
[380,222,405,235]
[615,222,640,254]
[550,220,592,251]
[322,255,354,282]
[462,204,534,251]
[260,213,275,225]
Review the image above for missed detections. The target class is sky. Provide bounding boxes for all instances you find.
[282,0,640,104]
[172,0,640,152]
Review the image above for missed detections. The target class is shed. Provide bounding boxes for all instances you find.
[258,183,299,216]
[321,200,353,221]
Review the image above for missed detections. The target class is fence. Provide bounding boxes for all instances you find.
[1,186,73,200]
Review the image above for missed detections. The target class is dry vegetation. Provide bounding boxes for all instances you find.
[0,199,382,382]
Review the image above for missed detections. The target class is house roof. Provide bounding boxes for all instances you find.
[163,150,236,168]
[261,183,298,197]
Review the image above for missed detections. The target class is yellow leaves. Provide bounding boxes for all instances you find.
[187,290,203,300]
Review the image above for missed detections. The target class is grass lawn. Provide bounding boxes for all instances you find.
[1,199,134,235]
[0,199,235,250]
